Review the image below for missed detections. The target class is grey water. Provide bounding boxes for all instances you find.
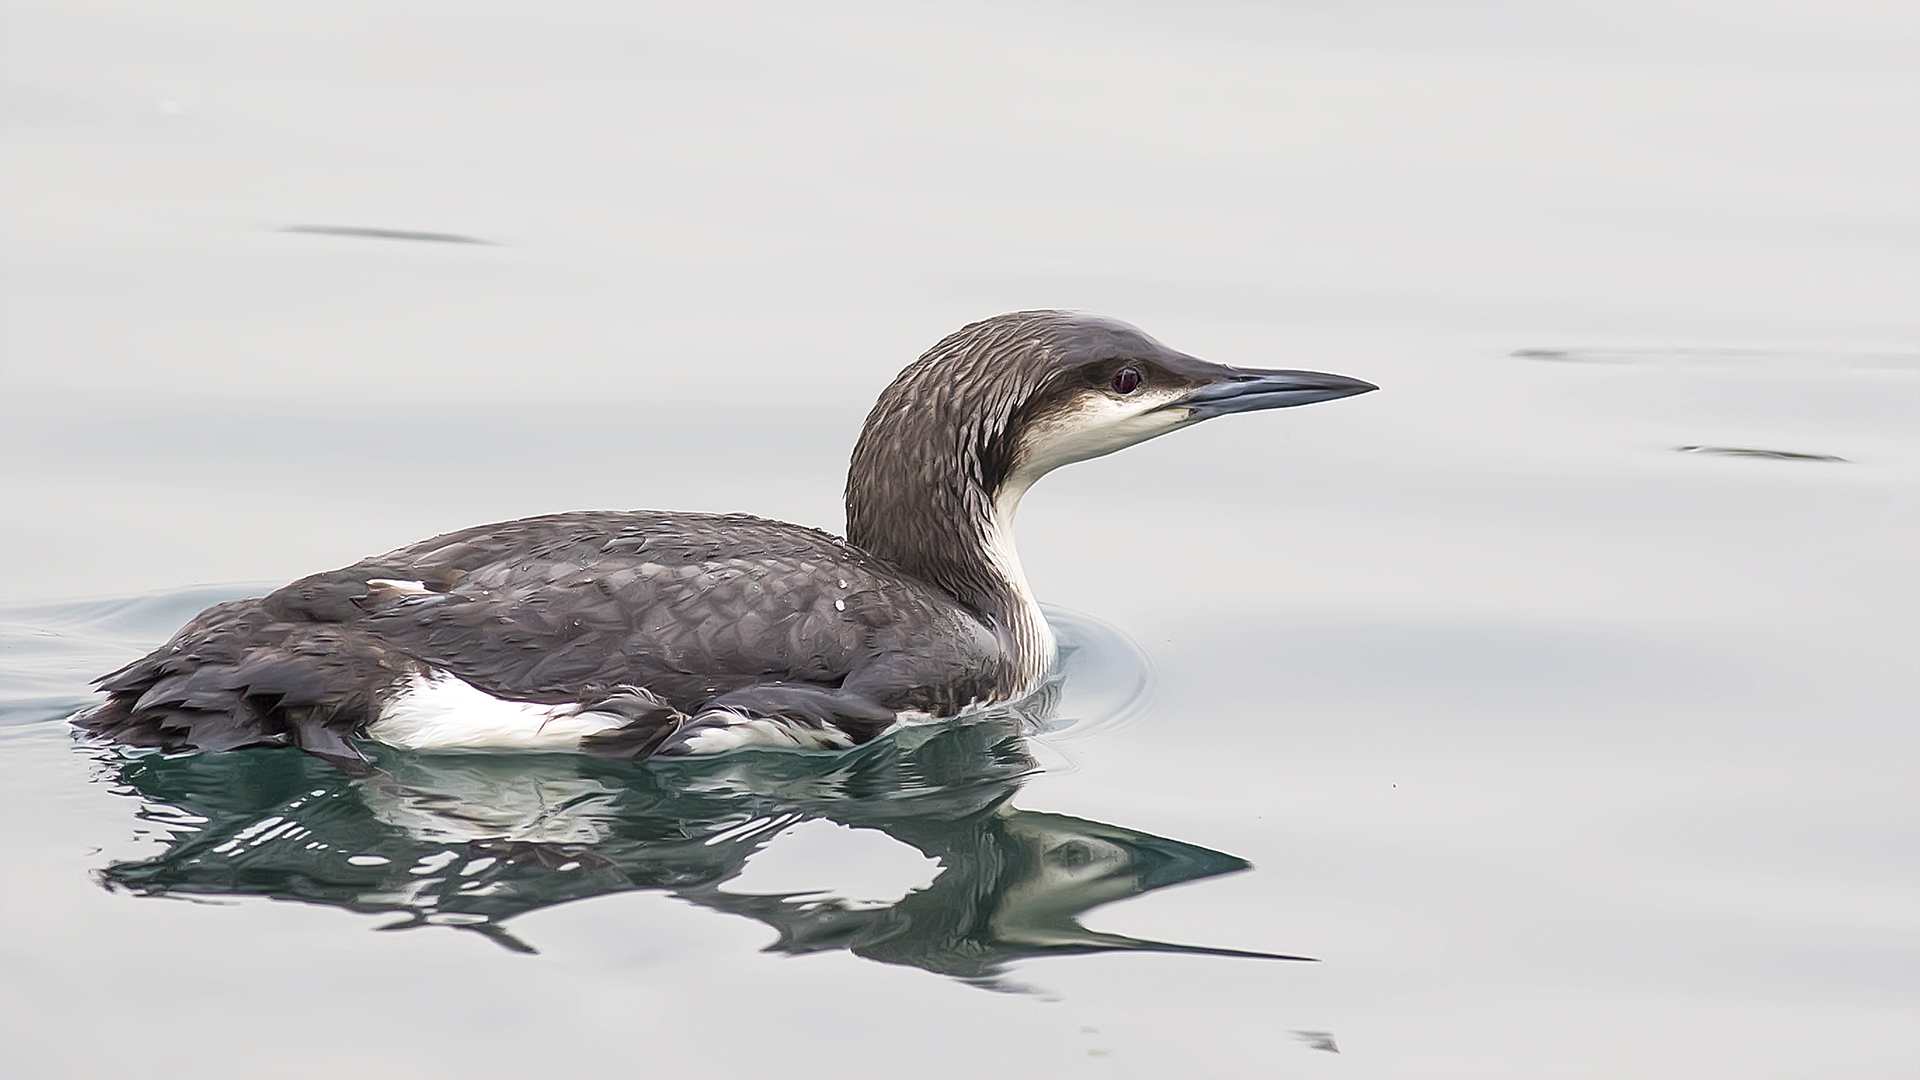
[2,3,1917,1078]
[2,595,1195,973]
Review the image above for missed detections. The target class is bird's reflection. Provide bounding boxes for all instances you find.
[93,712,1306,988]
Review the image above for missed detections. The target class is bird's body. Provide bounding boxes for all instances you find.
[77,312,1374,764]
[90,511,1015,761]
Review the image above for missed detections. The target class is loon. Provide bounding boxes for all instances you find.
[77,311,1375,764]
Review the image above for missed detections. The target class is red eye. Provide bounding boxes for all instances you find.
[1111,367,1140,394]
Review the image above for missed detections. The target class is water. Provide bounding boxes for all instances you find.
[2,4,1917,1078]
[7,598,1217,976]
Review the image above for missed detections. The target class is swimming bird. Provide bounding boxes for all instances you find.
[77,311,1375,765]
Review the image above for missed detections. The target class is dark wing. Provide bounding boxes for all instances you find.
[268,511,994,714]
[81,510,1007,760]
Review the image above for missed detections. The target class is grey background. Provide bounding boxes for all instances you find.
[1,3,1916,1077]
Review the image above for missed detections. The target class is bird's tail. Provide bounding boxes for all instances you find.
[75,597,416,764]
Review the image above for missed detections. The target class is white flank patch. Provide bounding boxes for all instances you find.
[367,672,628,751]
[671,710,857,754]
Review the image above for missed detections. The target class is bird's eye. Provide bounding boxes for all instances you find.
[1111,367,1141,394]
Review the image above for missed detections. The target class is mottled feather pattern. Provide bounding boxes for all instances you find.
[87,600,419,761]
[78,512,1013,759]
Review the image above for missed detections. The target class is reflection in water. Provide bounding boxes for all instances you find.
[279,224,496,245]
[1673,445,1848,463]
[1293,1030,1340,1054]
[1512,346,1920,369]
[92,712,1306,988]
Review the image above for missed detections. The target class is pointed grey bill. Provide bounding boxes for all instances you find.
[1165,367,1379,420]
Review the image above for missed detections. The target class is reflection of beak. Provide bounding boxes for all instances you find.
[1161,365,1378,420]
[988,811,1317,962]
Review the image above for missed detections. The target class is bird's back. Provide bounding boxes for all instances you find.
[81,511,1004,759]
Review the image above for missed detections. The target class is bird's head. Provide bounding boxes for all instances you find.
[848,311,1377,539]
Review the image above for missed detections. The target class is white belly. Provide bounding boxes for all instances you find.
[367,672,629,751]
[366,671,867,755]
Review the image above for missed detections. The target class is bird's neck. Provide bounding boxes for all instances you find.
[845,455,1056,695]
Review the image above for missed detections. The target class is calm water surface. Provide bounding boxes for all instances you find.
[3,4,1917,1078]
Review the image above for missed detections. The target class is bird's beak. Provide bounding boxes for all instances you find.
[1160,365,1378,420]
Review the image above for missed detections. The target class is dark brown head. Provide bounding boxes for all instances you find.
[844,311,1375,627]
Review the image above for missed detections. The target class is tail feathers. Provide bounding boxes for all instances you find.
[75,692,291,754]
[77,598,421,762]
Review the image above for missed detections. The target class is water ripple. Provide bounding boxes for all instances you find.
[0,586,1291,988]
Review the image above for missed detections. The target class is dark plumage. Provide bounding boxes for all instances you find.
[77,311,1375,763]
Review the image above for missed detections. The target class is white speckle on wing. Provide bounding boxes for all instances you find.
[365,578,431,595]
[367,671,628,751]
[834,599,846,611]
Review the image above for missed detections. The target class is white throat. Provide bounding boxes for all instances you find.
[985,389,1194,694]
[986,478,1055,695]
